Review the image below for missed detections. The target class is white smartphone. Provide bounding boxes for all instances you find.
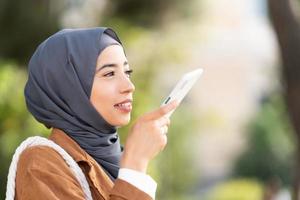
[161,68,203,117]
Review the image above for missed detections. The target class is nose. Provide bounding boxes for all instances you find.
[120,76,135,94]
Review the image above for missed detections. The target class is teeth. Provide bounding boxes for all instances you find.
[116,102,131,108]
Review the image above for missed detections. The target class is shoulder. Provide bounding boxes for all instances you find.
[16,145,81,185]
[15,145,87,199]
[19,145,64,168]
[17,145,74,176]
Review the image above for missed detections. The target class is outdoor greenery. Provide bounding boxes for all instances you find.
[0,0,60,64]
[233,94,295,185]
[0,62,48,199]
[207,179,264,200]
[0,0,298,199]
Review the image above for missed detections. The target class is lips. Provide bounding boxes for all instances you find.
[114,99,132,112]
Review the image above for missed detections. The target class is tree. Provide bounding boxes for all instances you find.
[268,0,300,199]
[105,0,193,27]
[0,0,61,65]
[233,95,293,186]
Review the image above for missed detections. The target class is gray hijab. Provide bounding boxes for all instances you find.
[24,27,123,180]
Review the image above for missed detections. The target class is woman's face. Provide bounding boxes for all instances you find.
[90,45,135,127]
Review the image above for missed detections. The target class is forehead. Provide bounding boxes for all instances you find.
[97,45,126,63]
[95,45,129,71]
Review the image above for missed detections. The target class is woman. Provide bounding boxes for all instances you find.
[15,27,177,199]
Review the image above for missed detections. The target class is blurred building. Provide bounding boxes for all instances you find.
[191,0,278,182]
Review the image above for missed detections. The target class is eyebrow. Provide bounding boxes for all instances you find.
[96,61,129,72]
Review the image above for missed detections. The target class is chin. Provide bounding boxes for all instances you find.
[112,117,131,127]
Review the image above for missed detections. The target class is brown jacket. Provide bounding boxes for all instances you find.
[15,129,152,200]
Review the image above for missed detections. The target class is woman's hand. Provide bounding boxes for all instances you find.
[120,101,178,173]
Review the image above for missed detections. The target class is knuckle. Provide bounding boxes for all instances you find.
[152,121,159,128]
[161,106,168,114]
[150,122,159,131]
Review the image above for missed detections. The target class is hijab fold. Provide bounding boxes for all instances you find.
[25,27,123,179]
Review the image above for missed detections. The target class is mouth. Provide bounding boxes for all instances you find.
[114,99,132,113]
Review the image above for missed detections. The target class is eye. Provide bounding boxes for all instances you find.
[125,69,133,77]
[103,71,115,77]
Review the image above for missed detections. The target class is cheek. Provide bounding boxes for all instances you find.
[90,80,116,114]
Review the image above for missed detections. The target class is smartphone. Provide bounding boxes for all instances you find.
[161,68,203,117]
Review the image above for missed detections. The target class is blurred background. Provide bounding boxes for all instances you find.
[0,0,300,199]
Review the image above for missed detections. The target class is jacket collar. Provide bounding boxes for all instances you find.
[49,128,89,163]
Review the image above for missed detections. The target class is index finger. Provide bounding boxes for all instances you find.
[145,100,179,120]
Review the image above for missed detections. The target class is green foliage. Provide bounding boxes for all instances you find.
[105,0,193,27]
[0,0,60,64]
[233,94,295,185]
[207,179,264,200]
[0,61,48,199]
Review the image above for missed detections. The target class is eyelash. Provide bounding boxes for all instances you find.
[104,69,133,77]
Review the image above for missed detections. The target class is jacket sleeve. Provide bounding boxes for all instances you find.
[110,179,153,200]
[15,146,86,200]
